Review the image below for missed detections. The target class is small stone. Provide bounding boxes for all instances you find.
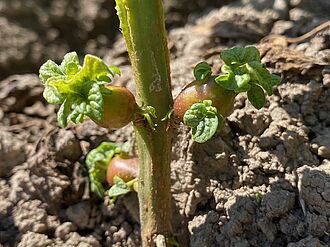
[318,146,330,159]
[323,74,330,88]
[55,129,82,161]
[66,201,91,229]
[263,190,295,218]
[55,222,77,240]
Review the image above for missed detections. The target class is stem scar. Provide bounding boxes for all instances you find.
[149,51,162,93]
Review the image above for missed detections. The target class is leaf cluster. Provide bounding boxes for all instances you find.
[183,100,223,143]
[183,46,281,143]
[39,52,120,127]
[215,46,281,109]
[85,142,130,198]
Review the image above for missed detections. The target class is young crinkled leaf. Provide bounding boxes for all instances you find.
[66,83,103,125]
[216,46,281,109]
[39,52,80,86]
[247,84,266,109]
[74,54,113,84]
[39,52,121,127]
[193,62,212,81]
[220,46,260,65]
[216,65,251,92]
[57,99,71,128]
[183,100,223,143]
[86,142,124,197]
[108,176,133,202]
[271,74,282,87]
[39,60,64,84]
[176,46,280,144]
[60,52,81,75]
[43,84,64,104]
[245,63,273,95]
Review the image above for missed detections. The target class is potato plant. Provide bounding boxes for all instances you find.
[38,0,280,246]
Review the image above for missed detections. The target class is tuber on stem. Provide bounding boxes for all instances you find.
[107,155,139,186]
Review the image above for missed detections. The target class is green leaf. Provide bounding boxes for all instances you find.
[66,63,80,76]
[271,74,281,87]
[140,105,157,130]
[60,52,80,75]
[221,64,232,74]
[75,55,112,83]
[108,65,121,77]
[247,84,266,109]
[183,100,222,143]
[87,83,104,121]
[63,83,103,126]
[215,46,281,111]
[145,105,157,118]
[70,83,101,120]
[67,97,86,124]
[38,52,122,127]
[218,46,280,98]
[220,46,260,65]
[108,176,132,201]
[242,46,261,63]
[234,74,251,91]
[43,84,64,104]
[193,62,212,81]
[247,61,263,69]
[90,169,106,198]
[215,69,251,92]
[46,76,72,95]
[215,72,236,90]
[86,142,124,197]
[86,142,123,169]
[57,99,71,128]
[97,75,111,83]
[39,60,63,84]
[255,192,262,203]
[245,64,273,95]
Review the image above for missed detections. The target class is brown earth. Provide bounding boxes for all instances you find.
[1,0,330,246]
[0,0,230,80]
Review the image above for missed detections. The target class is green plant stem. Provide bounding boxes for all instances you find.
[115,0,173,246]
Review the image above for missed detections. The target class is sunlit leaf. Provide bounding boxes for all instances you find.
[183,100,222,143]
